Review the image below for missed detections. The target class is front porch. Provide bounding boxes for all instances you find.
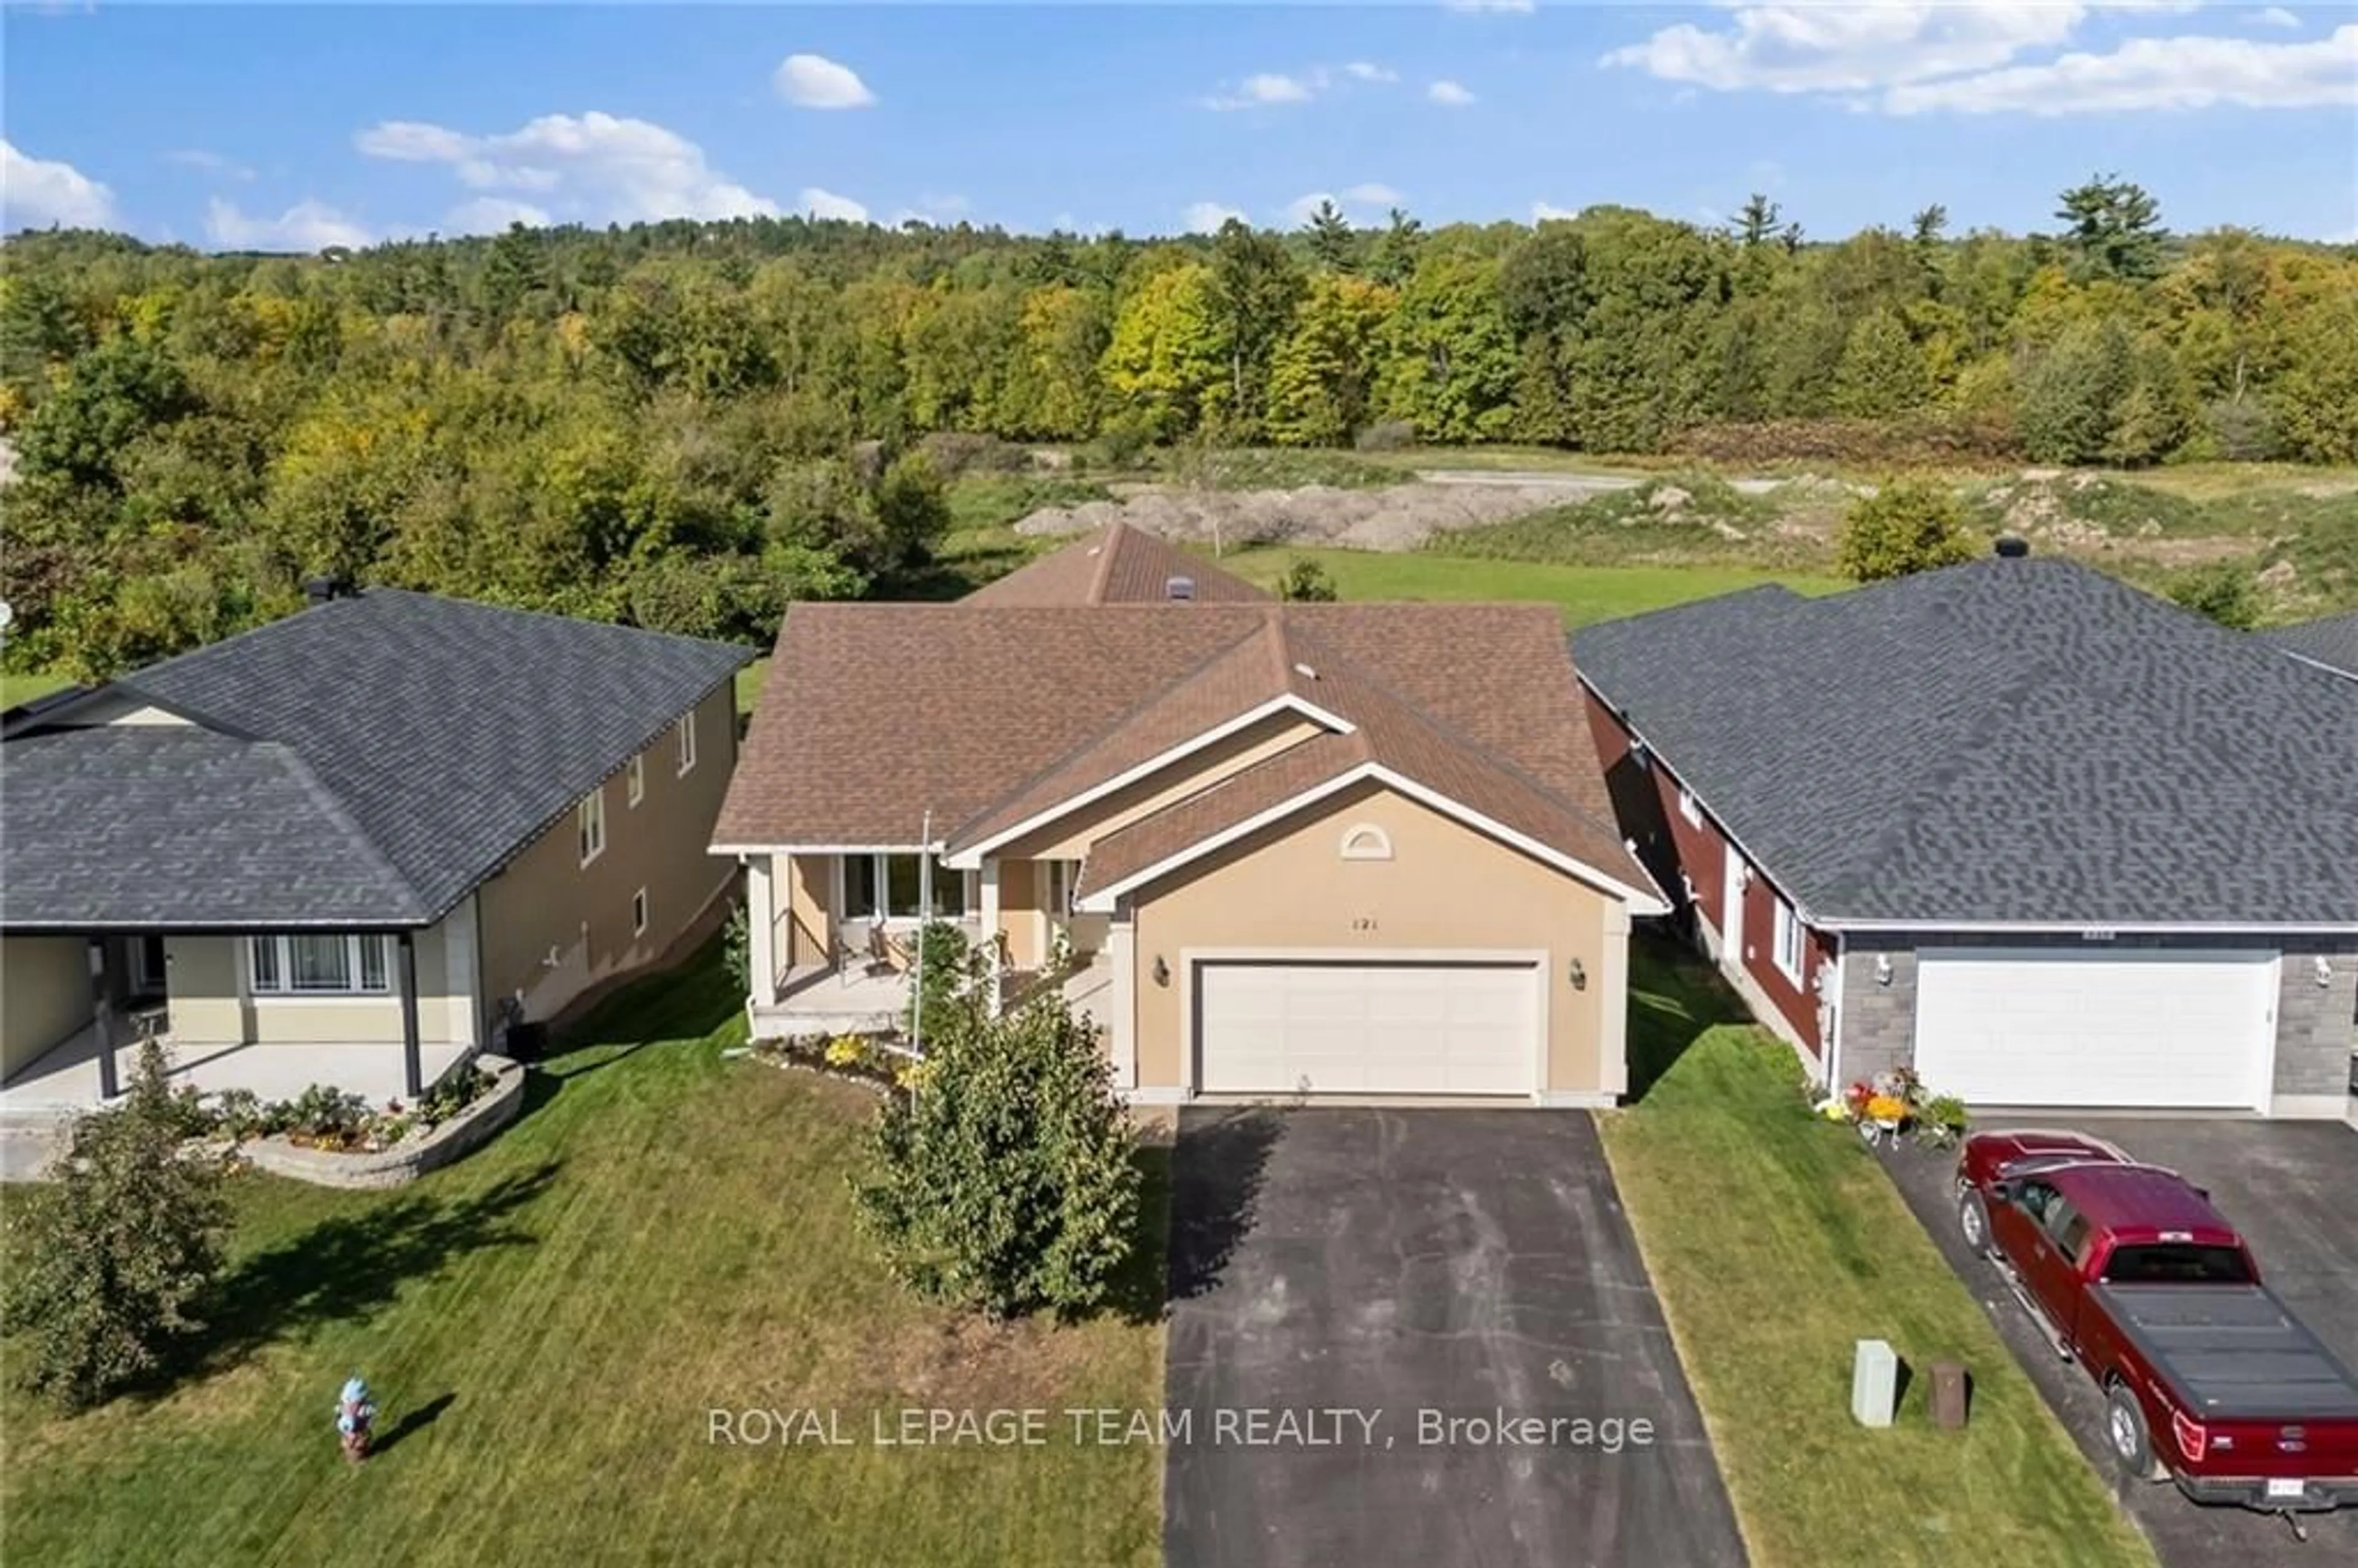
[747,953,1116,1043]
[0,1020,474,1120]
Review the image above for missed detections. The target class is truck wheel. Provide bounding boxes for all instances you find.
[2104,1386,2164,1482]
[1957,1189,1994,1258]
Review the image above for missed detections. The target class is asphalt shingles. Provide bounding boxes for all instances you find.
[1574,557,2358,925]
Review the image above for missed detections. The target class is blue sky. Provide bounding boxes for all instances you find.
[5,3,2354,249]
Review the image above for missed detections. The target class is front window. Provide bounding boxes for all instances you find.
[249,934,393,996]
[1677,788,1702,828]
[626,754,645,808]
[675,714,698,775]
[1771,898,1805,983]
[843,853,967,922]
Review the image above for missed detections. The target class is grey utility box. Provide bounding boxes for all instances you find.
[1851,1338,1899,1428]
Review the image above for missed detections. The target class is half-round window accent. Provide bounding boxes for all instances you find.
[1339,823,1393,861]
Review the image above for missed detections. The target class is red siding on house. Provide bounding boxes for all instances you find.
[1583,685,1826,1057]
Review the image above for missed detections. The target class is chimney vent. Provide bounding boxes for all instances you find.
[1165,575,1196,602]
[1994,536,2031,559]
[302,575,343,607]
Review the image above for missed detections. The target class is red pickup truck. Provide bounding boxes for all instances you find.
[1955,1130,2358,1521]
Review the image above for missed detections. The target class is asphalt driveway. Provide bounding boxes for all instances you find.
[1886,1117,2358,1566]
[1162,1108,1745,1568]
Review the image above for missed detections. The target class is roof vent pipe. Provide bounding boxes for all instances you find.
[302,575,343,607]
[1165,575,1196,602]
[1994,536,2031,559]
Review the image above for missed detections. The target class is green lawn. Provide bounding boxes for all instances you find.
[1221,546,1846,626]
[1,945,1164,1567]
[1599,942,2154,1568]
[1,670,74,709]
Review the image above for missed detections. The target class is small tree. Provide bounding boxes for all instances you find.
[2,1042,230,1410]
[2166,563,2262,631]
[1836,479,1979,583]
[854,990,1139,1319]
[1278,558,1338,602]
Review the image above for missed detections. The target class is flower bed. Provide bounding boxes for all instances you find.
[1813,1066,1968,1151]
[230,1058,524,1190]
[747,1032,932,1095]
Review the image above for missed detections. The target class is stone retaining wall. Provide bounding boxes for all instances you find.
[240,1055,525,1190]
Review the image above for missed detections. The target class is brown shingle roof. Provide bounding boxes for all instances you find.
[961,522,1269,607]
[717,599,1659,906]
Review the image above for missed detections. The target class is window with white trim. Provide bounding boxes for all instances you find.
[247,934,392,996]
[675,713,697,776]
[842,853,966,922]
[626,754,645,808]
[578,786,606,866]
[1676,788,1702,828]
[631,887,649,936]
[1339,823,1393,861]
[1771,898,1806,984]
[1047,859,1078,916]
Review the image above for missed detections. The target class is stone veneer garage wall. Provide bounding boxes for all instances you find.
[1837,931,2357,1117]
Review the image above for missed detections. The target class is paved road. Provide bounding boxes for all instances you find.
[1885,1118,2358,1566]
[1162,1108,1745,1568]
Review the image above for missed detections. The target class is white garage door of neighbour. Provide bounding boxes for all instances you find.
[1196,960,1539,1097]
[1913,948,2277,1111]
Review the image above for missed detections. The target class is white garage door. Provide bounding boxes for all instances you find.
[1914,948,2278,1111]
[1196,960,1539,1096]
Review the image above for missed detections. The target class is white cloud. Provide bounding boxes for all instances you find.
[2247,6,2301,25]
[1285,184,1404,226]
[0,139,117,230]
[798,186,870,223]
[773,53,877,110]
[1343,61,1398,82]
[1531,200,1579,222]
[1603,2,2333,117]
[889,193,972,227]
[205,197,371,252]
[445,196,553,234]
[1427,78,1479,106]
[1204,72,1317,110]
[164,148,256,182]
[1885,22,2358,113]
[354,111,778,223]
[1182,200,1248,233]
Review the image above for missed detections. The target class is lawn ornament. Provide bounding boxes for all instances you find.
[337,1375,378,1464]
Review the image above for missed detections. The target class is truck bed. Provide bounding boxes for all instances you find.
[2095,1283,2358,1422]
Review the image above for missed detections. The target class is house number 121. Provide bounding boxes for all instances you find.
[1350,917,1379,932]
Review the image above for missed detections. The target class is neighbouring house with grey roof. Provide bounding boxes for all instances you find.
[1576,547,2358,1120]
[2262,610,2358,682]
[1,583,748,1112]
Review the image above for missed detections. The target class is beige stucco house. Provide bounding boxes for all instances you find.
[1,584,747,1110]
[714,524,1667,1107]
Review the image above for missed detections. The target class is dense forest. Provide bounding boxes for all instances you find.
[2,177,2353,677]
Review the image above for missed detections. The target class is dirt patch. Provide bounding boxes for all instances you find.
[1016,481,1589,552]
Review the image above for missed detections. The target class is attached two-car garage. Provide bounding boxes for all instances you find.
[1194,959,1543,1097]
[1911,947,2279,1112]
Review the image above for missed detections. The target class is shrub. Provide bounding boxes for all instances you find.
[722,898,750,993]
[2,1041,231,1409]
[1278,557,1338,602]
[905,920,985,1045]
[1353,418,1416,452]
[1835,478,1980,583]
[2166,562,2262,630]
[852,992,1140,1318]
[279,1083,371,1146]
[416,1064,497,1127]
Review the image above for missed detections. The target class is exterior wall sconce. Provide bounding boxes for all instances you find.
[1875,955,1894,988]
[1153,955,1170,987]
[1568,958,1587,992]
[2315,955,2335,989]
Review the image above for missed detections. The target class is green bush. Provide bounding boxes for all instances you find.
[853,992,1140,1319]
[1,1042,231,1410]
[1277,557,1338,602]
[1836,478,1980,583]
[2166,562,2263,630]
[904,920,984,1045]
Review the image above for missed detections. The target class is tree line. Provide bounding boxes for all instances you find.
[2,176,2352,677]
